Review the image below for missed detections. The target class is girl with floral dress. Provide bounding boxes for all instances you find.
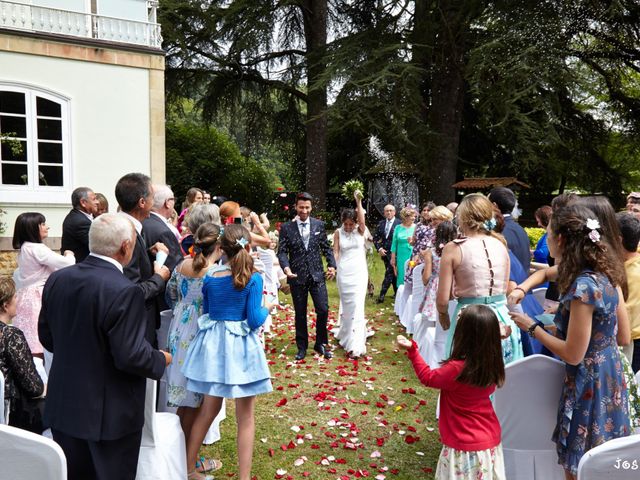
[398,304,507,480]
[164,223,224,475]
[510,204,630,479]
[413,221,458,362]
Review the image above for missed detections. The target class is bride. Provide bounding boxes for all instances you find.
[333,191,371,359]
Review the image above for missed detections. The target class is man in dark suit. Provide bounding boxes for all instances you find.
[489,186,531,271]
[38,213,171,480]
[278,192,337,360]
[142,184,183,312]
[373,204,401,303]
[61,187,99,262]
[116,173,170,346]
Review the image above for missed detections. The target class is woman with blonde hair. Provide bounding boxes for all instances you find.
[390,206,416,288]
[437,193,523,364]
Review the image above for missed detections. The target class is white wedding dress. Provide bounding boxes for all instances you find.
[335,226,368,357]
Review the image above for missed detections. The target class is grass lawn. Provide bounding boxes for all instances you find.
[199,256,442,479]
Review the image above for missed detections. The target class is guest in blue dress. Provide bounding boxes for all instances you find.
[510,204,629,479]
[182,224,274,480]
[533,205,552,264]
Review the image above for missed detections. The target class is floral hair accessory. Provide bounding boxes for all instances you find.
[586,218,601,243]
[438,243,445,250]
[483,218,497,231]
[236,237,249,248]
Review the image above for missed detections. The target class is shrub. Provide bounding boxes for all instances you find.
[166,121,275,211]
[525,227,546,249]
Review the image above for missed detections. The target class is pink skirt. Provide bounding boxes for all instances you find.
[13,284,44,354]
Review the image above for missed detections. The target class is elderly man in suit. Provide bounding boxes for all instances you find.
[373,204,401,303]
[278,192,337,360]
[142,184,182,270]
[489,187,531,271]
[38,213,171,480]
[116,173,170,346]
[61,187,99,262]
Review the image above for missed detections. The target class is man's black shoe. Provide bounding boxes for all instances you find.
[295,349,306,361]
[376,296,384,304]
[313,345,333,359]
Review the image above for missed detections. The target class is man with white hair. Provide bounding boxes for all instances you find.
[142,184,182,272]
[38,214,171,480]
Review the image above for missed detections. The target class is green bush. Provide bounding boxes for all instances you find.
[525,227,546,249]
[166,121,275,211]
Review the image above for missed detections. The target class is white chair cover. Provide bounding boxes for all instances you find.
[43,349,53,377]
[400,264,424,335]
[577,434,640,479]
[532,288,547,309]
[493,354,566,480]
[0,370,5,425]
[32,357,48,384]
[393,284,405,317]
[0,424,66,479]
[136,379,187,480]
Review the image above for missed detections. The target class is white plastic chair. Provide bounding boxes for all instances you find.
[43,349,53,378]
[493,354,566,480]
[394,260,411,318]
[0,370,5,425]
[532,288,547,309]
[0,424,66,479]
[409,265,428,343]
[136,378,187,480]
[577,435,640,479]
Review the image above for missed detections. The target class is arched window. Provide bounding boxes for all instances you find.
[0,84,71,203]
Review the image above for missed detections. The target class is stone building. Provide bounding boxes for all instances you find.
[0,0,165,272]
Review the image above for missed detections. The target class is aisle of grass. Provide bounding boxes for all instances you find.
[200,258,441,479]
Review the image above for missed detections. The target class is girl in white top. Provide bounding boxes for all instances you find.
[12,212,75,356]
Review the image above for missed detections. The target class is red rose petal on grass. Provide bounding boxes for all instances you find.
[276,398,287,407]
[404,435,420,444]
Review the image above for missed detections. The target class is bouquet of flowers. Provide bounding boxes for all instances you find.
[341,179,365,200]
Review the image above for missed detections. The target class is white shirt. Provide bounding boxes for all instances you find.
[89,253,124,273]
[79,209,93,221]
[119,211,142,235]
[150,211,181,241]
[14,242,75,289]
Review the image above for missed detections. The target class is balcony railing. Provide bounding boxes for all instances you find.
[0,0,162,49]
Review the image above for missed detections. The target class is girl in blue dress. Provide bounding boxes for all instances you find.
[182,224,274,480]
[510,204,629,479]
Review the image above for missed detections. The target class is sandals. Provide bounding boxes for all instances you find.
[196,457,222,474]
[187,470,214,480]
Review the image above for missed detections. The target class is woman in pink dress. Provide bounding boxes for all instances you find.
[12,212,75,356]
[437,194,523,365]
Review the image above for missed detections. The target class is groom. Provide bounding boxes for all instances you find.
[278,192,336,360]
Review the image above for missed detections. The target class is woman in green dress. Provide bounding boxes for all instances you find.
[391,207,417,288]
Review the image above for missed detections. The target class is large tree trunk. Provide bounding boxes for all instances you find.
[301,0,328,208]
[424,1,471,204]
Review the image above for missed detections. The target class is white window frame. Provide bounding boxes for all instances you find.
[0,83,72,204]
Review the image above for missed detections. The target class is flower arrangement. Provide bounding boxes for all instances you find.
[341,180,365,200]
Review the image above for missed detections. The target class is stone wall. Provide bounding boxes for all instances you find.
[0,251,17,276]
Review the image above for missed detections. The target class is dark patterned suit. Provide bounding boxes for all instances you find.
[277,217,336,351]
[373,217,401,300]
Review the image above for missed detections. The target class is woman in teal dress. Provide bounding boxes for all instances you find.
[511,205,629,479]
[390,207,416,288]
[182,225,275,480]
